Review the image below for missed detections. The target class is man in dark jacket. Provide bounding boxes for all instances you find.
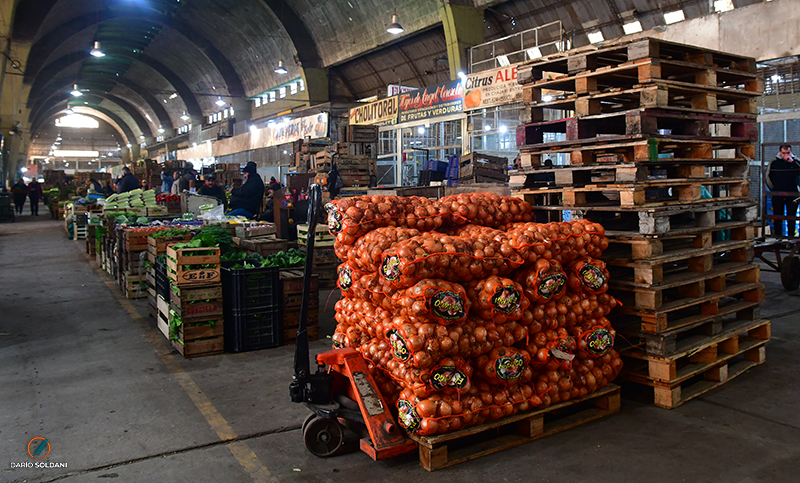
[27,179,43,216]
[227,161,264,218]
[117,167,140,194]
[197,174,227,209]
[180,168,197,192]
[767,144,800,237]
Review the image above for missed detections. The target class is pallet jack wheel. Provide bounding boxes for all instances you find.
[303,417,345,457]
[302,413,317,433]
[781,255,800,290]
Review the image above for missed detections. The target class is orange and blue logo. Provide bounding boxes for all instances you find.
[27,438,50,459]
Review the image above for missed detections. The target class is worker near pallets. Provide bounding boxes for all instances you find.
[766,144,800,237]
[198,173,227,210]
[226,161,264,218]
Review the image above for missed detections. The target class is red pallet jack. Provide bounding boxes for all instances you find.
[290,185,418,459]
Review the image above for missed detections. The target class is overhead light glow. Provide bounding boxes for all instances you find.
[499,125,508,134]
[139,133,145,140]
[457,71,467,81]
[542,95,553,102]
[53,150,99,157]
[126,143,132,148]
[169,92,178,99]
[215,97,226,107]
[55,114,99,129]
[417,126,425,134]
[387,11,404,34]
[181,111,190,121]
[157,126,165,133]
[587,31,604,44]
[497,55,510,67]
[90,41,105,57]
[249,124,257,132]
[526,47,542,60]
[275,60,288,74]
[623,20,643,35]
[664,10,685,24]
[70,84,83,97]
[714,0,734,13]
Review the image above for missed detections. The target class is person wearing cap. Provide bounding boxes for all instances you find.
[227,161,264,218]
[117,166,140,194]
[198,173,227,209]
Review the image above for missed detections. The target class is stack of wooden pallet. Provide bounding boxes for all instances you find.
[315,148,376,188]
[514,37,768,409]
[296,223,338,289]
[292,139,329,173]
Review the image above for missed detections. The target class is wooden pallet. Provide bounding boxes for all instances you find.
[619,320,769,408]
[518,37,757,82]
[517,177,748,209]
[522,58,761,100]
[408,384,620,471]
[526,199,757,236]
[517,109,756,147]
[520,83,758,124]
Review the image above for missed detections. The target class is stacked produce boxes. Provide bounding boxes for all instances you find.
[146,231,193,322]
[297,223,338,289]
[513,37,767,409]
[165,246,223,357]
[280,269,319,344]
[328,193,622,467]
[221,265,281,352]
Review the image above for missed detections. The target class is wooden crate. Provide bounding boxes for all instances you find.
[166,246,221,286]
[620,320,769,408]
[280,270,320,309]
[238,237,289,256]
[297,224,334,246]
[171,319,224,358]
[169,284,223,321]
[147,234,192,256]
[409,384,620,471]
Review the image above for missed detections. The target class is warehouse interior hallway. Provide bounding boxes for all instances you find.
[2,216,800,483]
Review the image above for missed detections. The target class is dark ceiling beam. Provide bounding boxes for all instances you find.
[257,0,323,69]
[30,91,148,140]
[396,46,427,88]
[29,50,203,119]
[28,52,175,129]
[331,70,357,100]
[361,57,385,93]
[10,0,60,41]
[22,9,245,97]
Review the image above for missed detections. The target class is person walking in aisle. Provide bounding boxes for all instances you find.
[11,179,28,215]
[27,179,43,216]
[766,144,800,237]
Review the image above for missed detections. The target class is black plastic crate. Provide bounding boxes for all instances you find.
[223,306,282,352]
[221,265,280,311]
[155,257,170,300]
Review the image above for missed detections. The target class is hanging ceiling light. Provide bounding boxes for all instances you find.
[274,60,288,74]
[90,41,105,57]
[70,84,83,97]
[215,97,226,106]
[387,11,404,34]
[139,133,145,140]
[157,125,165,133]
[180,111,190,121]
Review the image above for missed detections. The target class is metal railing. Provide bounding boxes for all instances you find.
[468,21,569,74]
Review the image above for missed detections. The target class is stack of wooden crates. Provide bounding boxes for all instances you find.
[280,270,320,344]
[297,223,339,289]
[164,246,223,357]
[513,37,768,409]
[314,125,378,196]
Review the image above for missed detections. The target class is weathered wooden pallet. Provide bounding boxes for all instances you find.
[522,57,762,100]
[516,177,749,209]
[510,157,749,189]
[408,384,620,471]
[618,320,769,408]
[525,199,757,236]
[614,279,764,337]
[517,109,757,147]
[518,37,757,84]
[609,260,759,311]
[604,222,754,261]
[520,83,758,124]
[517,137,756,168]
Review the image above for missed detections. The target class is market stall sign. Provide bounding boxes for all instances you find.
[398,80,463,123]
[350,96,398,125]
[463,64,523,111]
[273,113,329,144]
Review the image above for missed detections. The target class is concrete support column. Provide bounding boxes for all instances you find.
[440,3,484,80]
[301,67,329,105]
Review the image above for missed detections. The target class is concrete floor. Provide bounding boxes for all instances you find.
[1,210,799,483]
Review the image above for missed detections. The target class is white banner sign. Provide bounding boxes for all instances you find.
[387,84,418,96]
[349,96,398,125]
[463,64,523,111]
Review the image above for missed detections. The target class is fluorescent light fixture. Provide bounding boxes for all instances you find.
[664,10,685,24]
[587,30,604,44]
[181,111,190,121]
[499,125,508,134]
[275,60,288,74]
[527,47,542,60]
[71,84,83,97]
[497,55,510,66]
[169,92,178,99]
[53,150,99,157]
[215,97,226,107]
[387,11,404,34]
[714,0,734,13]
[623,20,643,35]
[56,136,62,141]
[157,125,165,133]
[417,126,425,134]
[90,41,105,57]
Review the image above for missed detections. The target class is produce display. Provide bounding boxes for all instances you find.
[328,193,622,437]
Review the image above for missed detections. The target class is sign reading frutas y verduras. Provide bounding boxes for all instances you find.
[398,80,464,123]
[463,64,522,111]
[349,96,399,125]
